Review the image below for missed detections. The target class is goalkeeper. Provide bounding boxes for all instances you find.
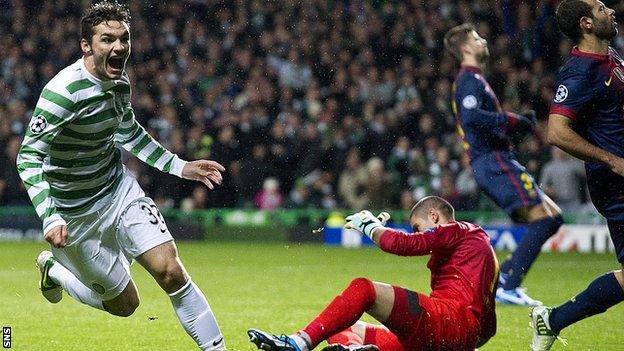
[248,196,499,351]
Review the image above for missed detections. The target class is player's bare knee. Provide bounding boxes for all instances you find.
[116,301,139,317]
[349,277,373,289]
[160,260,187,293]
[105,295,140,317]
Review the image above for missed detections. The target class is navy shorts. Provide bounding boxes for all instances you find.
[472,151,543,220]
[586,167,624,263]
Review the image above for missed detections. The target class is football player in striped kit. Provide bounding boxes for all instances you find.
[16,2,226,350]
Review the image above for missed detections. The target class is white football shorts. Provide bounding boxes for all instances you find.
[51,168,174,301]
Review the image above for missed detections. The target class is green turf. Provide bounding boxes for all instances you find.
[0,241,622,350]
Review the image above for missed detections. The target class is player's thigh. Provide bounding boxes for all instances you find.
[118,197,175,261]
[381,288,479,350]
[516,194,562,222]
[118,198,186,290]
[606,220,624,264]
[368,282,395,323]
[52,227,132,301]
[379,286,427,349]
[586,169,624,222]
[473,153,542,220]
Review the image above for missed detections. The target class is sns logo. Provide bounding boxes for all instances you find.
[554,85,568,103]
[2,326,10,349]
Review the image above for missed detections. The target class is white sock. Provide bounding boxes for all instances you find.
[48,261,104,310]
[169,280,225,351]
[289,333,310,351]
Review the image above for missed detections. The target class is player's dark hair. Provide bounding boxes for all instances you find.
[410,196,455,221]
[444,23,476,61]
[556,0,594,43]
[81,1,131,43]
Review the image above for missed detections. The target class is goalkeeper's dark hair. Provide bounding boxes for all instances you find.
[410,196,455,221]
[444,23,476,61]
[81,1,131,43]
[556,0,593,43]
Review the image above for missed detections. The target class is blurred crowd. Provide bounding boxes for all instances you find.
[2,0,620,214]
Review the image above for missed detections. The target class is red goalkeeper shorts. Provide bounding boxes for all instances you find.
[370,286,480,351]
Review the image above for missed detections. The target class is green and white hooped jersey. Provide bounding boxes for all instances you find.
[17,58,186,234]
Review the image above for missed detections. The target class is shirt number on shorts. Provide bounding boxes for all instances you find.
[520,173,537,198]
[141,204,167,233]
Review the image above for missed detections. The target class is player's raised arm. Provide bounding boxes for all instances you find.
[376,228,438,257]
[344,197,458,256]
[114,93,224,189]
[16,87,78,240]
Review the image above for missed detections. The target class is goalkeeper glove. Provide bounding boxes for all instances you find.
[344,210,390,239]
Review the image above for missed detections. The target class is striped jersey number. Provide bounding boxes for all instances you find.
[141,204,167,233]
[520,173,538,198]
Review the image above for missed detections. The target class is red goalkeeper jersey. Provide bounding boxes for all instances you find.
[378,221,499,342]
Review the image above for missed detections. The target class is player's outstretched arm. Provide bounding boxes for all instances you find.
[344,210,389,244]
[115,108,226,189]
[548,113,624,176]
[17,87,78,240]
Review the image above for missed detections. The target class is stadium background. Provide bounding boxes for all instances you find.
[1,1,624,350]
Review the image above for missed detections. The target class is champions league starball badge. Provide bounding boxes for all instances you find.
[30,115,48,134]
[554,84,568,103]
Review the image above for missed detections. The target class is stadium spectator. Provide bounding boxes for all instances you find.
[455,153,479,211]
[0,135,29,206]
[540,147,586,213]
[283,182,313,209]
[181,186,210,211]
[0,0,611,212]
[338,149,368,211]
[254,177,284,211]
[362,157,395,210]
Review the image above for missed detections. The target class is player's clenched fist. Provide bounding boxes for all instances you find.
[344,210,390,239]
[44,225,68,248]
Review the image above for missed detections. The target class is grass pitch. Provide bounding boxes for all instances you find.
[0,241,622,350]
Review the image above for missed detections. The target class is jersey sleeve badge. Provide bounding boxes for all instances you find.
[30,115,48,134]
[462,95,478,109]
[554,85,568,103]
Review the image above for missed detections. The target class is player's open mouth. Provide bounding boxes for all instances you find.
[108,56,125,72]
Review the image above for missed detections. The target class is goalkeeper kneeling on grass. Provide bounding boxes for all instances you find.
[248,196,499,351]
